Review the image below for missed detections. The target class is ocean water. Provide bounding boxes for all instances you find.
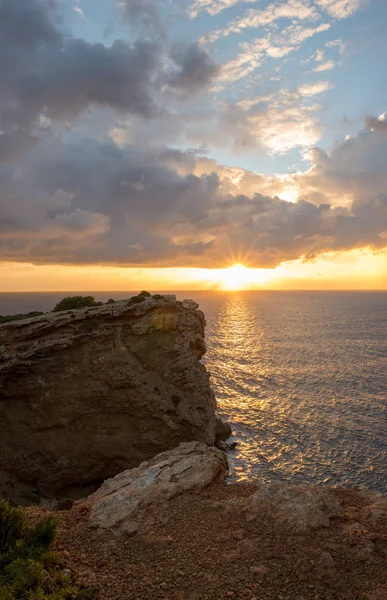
[1,291,386,492]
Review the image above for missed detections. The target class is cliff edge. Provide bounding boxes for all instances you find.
[0,294,219,496]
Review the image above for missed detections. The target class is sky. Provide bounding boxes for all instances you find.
[1,0,387,291]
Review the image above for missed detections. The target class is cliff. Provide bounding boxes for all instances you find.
[0,295,219,496]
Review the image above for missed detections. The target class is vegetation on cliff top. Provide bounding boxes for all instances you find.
[0,292,163,325]
[52,296,102,312]
[0,499,74,600]
[0,313,44,325]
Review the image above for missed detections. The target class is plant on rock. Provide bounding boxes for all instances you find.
[52,296,98,312]
[0,500,75,600]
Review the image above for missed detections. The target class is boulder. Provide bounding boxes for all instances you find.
[227,482,343,534]
[87,441,228,533]
[182,299,199,311]
[215,417,232,441]
[0,296,218,495]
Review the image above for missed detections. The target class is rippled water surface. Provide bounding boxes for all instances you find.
[197,291,387,492]
[1,291,386,491]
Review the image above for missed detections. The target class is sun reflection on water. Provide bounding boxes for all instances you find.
[201,291,387,491]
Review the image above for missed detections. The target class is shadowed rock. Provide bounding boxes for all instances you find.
[0,296,220,496]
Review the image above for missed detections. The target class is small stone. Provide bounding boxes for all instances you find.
[249,565,270,577]
[214,530,244,543]
[143,535,174,550]
[62,568,72,578]
[295,549,337,584]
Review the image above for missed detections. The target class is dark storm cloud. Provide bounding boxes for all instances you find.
[1,122,387,268]
[0,0,218,159]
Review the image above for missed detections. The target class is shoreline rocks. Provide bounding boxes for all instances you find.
[0,295,228,497]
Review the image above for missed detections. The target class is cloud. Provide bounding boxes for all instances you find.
[298,81,333,96]
[0,0,218,160]
[2,116,387,268]
[219,23,330,82]
[188,0,259,17]
[316,0,369,19]
[365,114,387,132]
[292,121,387,208]
[73,6,84,18]
[219,91,322,153]
[314,59,336,71]
[168,43,220,93]
[116,0,165,37]
[202,0,320,44]
[315,49,325,62]
[184,87,323,154]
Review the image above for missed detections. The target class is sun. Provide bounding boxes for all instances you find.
[218,263,273,290]
[220,264,253,290]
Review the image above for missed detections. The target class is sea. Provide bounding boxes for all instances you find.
[1,291,386,493]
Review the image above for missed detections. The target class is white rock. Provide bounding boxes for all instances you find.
[87,441,228,533]
[182,299,199,311]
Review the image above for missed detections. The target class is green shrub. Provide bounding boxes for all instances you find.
[127,296,143,305]
[76,589,98,600]
[127,291,152,306]
[0,501,27,554]
[152,294,164,301]
[106,299,115,304]
[0,312,44,325]
[52,296,97,312]
[0,500,75,600]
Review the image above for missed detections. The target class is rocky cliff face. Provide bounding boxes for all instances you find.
[0,295,218,495]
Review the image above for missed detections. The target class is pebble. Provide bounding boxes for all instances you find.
[62,568,72,578]
[249,565,271,577]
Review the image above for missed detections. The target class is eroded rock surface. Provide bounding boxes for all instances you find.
[0,296,219,495]
[87,441,228,533]
[226,482,343,534]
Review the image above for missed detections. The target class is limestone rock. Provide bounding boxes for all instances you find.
[182,299,199,311]
[87,441,228,532]
[0,296,218,495]
[228,482,343,534]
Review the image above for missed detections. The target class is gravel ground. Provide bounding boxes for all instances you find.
[26,482,387,600]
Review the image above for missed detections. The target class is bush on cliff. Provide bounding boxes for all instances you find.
[0,500,75,600]
[53,296,98,312]
[0,312,44,324]
[127,291,152,305]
